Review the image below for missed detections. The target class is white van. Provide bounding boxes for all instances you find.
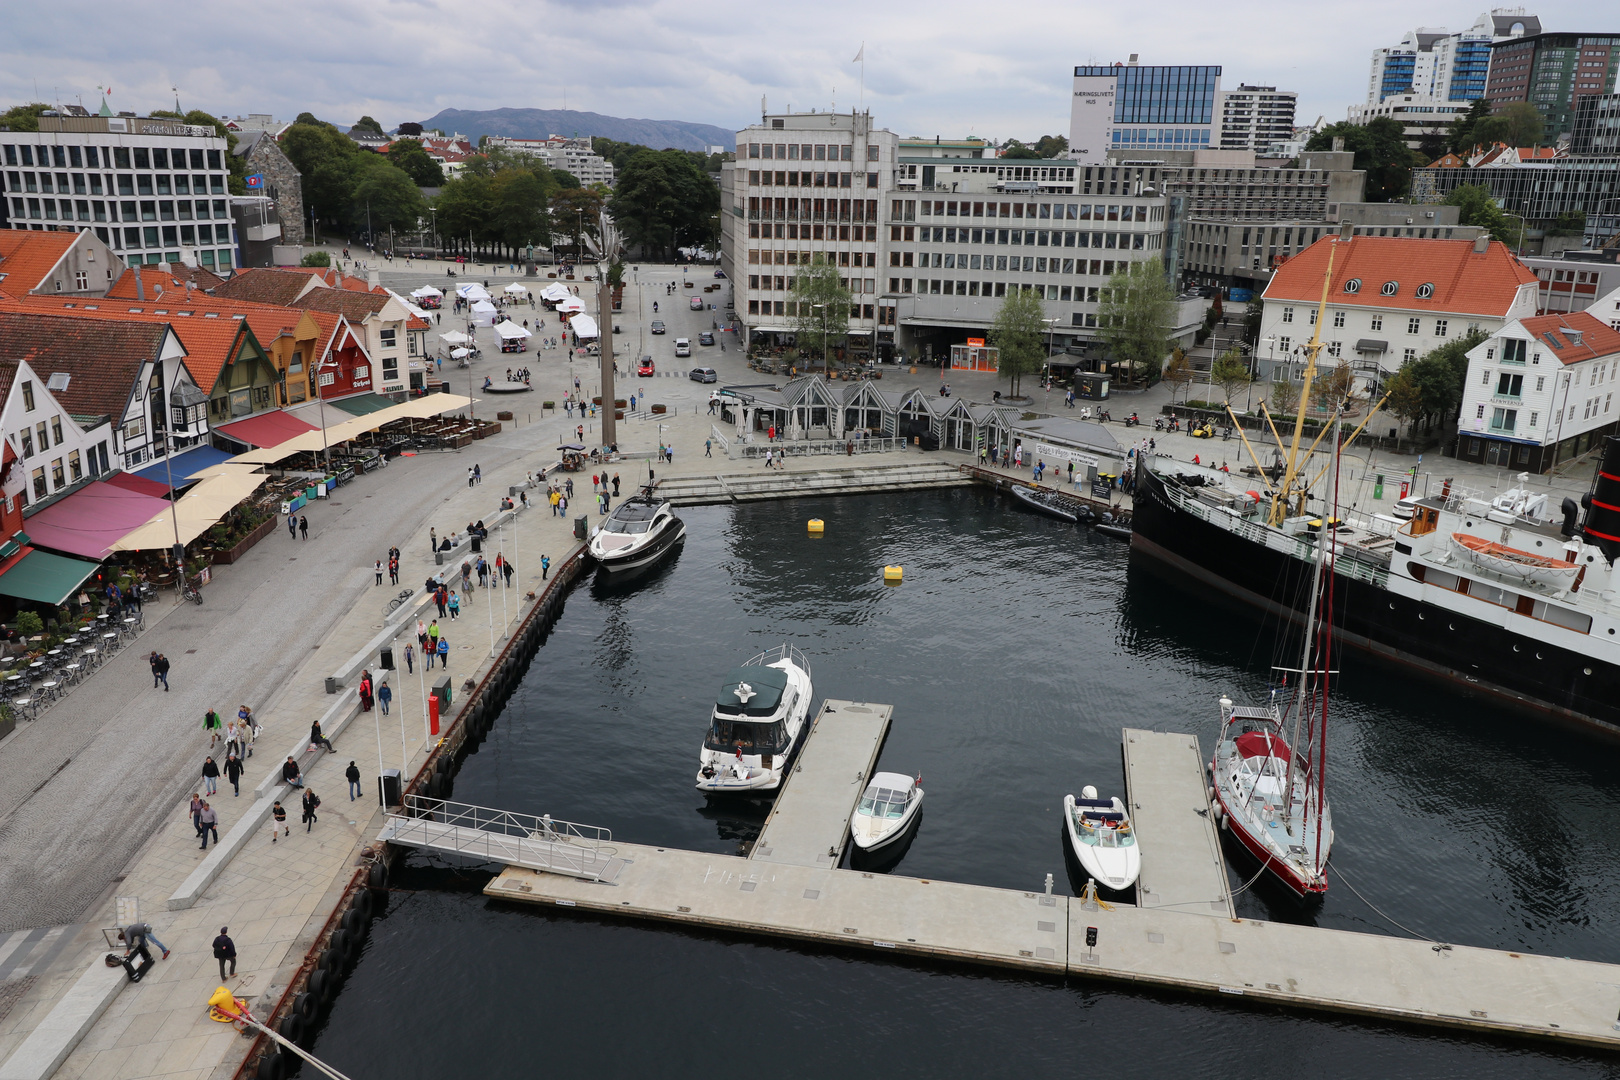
[674,337,691,357]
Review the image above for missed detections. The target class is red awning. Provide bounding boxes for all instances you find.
[104,472,174,499]
[216,411,319,449]
[1234,730,1292,762]
[23,480,173,560]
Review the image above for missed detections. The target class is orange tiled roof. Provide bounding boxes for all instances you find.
[1519,311,1620,365]
[297,288,391,321]
[0,229,79,298]
[105,264,228,301]
[213,268,320,306]
[1262,235,1537,318]
[0,307,169,419]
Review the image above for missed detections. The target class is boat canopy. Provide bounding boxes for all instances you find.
[1234,730,1291,762]
[602,499,661,534]
[858,773,916,818]
[714,664,789,716]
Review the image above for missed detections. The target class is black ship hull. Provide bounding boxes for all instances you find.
[1130,465,1620,737]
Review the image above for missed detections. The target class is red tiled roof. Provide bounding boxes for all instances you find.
[297,288,391,321]
[212,268,319,306]
[0,230,79,298]
[1263,236,1537,318]
[1519,312,1620,365]
[0,309,167,420]
[105,265,227,301]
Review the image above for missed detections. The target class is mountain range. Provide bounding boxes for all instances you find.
[412,108,736,152]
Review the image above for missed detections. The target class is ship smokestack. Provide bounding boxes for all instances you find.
[1582,436,1620,563]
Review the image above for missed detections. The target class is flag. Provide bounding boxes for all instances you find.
[852,44,864,63]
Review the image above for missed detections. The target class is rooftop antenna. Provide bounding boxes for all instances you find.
[853,43,865,109]
[172,85,181,113]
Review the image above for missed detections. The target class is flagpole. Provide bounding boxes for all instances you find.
[858,42,865,109]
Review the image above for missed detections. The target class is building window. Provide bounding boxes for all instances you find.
[68,449,82,482]
[21,381,34,411]
[1497,372,1522,397]
[51,415,62,445]
[1408,317,1421,335]
[1332,311,1345,328]
[50,457,64,489]
[36,422,48,451]
[1435,319,1448,337]
[379,328,396,349]
[1491,407,1516,432]
[1369,315,1382,332]
[1281,307,1293,323]
[1402,348,1415,362]
[31,467,46,500]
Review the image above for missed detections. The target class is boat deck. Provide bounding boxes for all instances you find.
[751,699,893,868]
[1120,728,1232,918]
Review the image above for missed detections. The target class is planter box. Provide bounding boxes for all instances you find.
[470,422,502,440]
[213,516,279,565]
[614,411,625,421]
[445,434,474,449]
[496,410,514,421]
[651,404,667,415]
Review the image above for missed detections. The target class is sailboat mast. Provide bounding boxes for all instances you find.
[1284,408,1338,823]
[1312,411,1343,874]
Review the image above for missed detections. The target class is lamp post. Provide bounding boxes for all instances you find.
[428,207,437,259]
[312,356,339,474]
[1043,317,1059,396]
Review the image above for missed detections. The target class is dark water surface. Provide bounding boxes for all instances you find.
[313,488,1620,1077]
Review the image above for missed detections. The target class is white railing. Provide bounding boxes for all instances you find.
[746,643,812,680]
[709,424,730,452]
[386,796,615,880]
[740,437,906,459]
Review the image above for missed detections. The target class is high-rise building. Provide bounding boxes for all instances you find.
[1487,30,1620,141]
[1366,10,1539,105]
[1217,85,1298,152]
[1069,57,1222,160]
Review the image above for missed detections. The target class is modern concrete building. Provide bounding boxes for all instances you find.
[0,113,238,271]
[1217,86,1298,153]
[1487,29,1620,141]
[1366,11,1536,106]
[1518,249,1620,315]
[1069,57,1222,161]
[484,136,616,186]
[1346,94,1478,150]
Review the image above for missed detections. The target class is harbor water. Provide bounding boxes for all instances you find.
[312,487,1620,1077]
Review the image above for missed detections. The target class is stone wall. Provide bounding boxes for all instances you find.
[245,137,305,245]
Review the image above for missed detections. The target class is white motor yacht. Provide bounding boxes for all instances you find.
[850,772,923,852]
[1063,785,1141,890]
[696,646,813,793]
[587,488,685,573]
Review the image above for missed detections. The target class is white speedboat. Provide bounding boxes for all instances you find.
[696,646,812,793]
[1063,785,1140,890]
[587,487,685,573]
[850,772,923,852]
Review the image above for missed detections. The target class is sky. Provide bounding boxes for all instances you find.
[0,0,1602,142]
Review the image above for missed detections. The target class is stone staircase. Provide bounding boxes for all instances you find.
[655,461,971,505]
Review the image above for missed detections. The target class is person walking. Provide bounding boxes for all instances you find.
[299,515,309,540]
[403,641,414,674]
[428,619,440,655]
[448,591,461,620]
[150,651,161,688]
[224,719,242,760]
[378,680,393,715]
[549,488,560,516]
[612,473,620,496]
[224,753,243,797]
[501,560,514,588]
[190,792,205,838]
[429,527,437,554]
[705,438,712,458]
[437,636,449,670]
[204,708,222,748]
[359,669,374,712]
[435,586,448,619]
[156,653,170,691]
[541,554,550,580]
[122,921,171,961]
[346,760,363,801]
[198,801,219,849]
[282,756,304,789]
[288,513,298,539]
[460,560,473,595]
[467,466,475,488]
[302,789,321,832]
[201,756,219,795]
[212,928,237,979]
[474,464,481,485]
[388,554,400,585]
[375,559,384,586]
[270,800,288,842]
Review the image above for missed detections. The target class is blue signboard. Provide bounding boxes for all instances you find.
[1228,288,1253,303]
[245,174,265,191]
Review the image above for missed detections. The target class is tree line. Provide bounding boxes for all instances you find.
[591,138,722,261]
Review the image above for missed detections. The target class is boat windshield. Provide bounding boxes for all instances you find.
[857,785,910,819]
[603,502,659,535]
[705,717,790,754]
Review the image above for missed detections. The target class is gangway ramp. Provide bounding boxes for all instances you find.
[378,798,625,882]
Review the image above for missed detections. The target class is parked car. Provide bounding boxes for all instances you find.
[698,331,715,346]
[651,320,666,334]
[689,296,704,310]
[689,367,717,383]
[674,337,692,358]
[714,269,727,279]
[638,357,656,376]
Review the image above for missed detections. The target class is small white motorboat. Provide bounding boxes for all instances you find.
[696,646,813,793]
[849,772,923,852]
[1063,785,1140,890]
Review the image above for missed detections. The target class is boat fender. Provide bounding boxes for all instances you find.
[352,886,374,921]
[306,968,333,1006]
[331,928,357,967]
[368,861,388,891]
[316,947,341,975]
[277,1013,304,1048]
[438,774,454,799]
[254,1053,286,1080]
[341,908,369,940]
[294,989,319,1022]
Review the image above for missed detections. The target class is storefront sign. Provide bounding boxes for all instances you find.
[1032,442,1098,469]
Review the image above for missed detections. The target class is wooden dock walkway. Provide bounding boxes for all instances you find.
[751,700,892,868]
[1120,728,1232,918]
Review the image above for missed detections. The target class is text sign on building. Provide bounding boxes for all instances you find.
[1032,441,1099,469]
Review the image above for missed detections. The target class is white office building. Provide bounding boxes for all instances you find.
[1070,57,1222,161]
[1217,85,1299,152]
[485,136,616,186]
[1,112,238,271]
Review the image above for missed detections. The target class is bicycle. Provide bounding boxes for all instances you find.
[386,589,415,615]
[181,580,203,605]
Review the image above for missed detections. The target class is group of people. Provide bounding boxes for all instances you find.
[375,547,401,587]
[415,618,452,670]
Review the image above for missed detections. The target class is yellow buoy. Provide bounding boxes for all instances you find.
[808,518,824,534]
[883,565,903,583]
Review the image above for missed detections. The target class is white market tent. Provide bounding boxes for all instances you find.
[440,331,472,346]
[569,314,599,340]
[556,297,586,314]
[469,299,498,325]
[457,283,492,301]
[503,283,529,297]
[412,286,444,299]
[540,283,572,302]
[494,322,532,340]
[450,347,471,359]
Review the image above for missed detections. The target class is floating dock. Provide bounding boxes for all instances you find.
[656,462,970,505]
[440,713,1620,1049]
[1120,728,1232,917]
[751,700,892,868]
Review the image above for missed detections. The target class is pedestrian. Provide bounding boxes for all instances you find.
[379,680,392,715]
[559,495,567,516]
[198,801,218,849]
[468,466,475,488]
[270,800,288,841]
[202,755,219,795]
[156,653,170,691]
[358,670,374,713]
[287,513,297,539]
[428,619,440,654]
[565,478,574,499]
[541,554,550,580]
[299,515,309,540]
[122,921,170,961]
[549,488,560,516]
[224,719,242,759]
[403,641,414,674]
[667,446,674,465]
[705,438,712,458]
[591,472,599,492]
[612,473,620,496]
[474,464,482,485]
[239,705,259,755]
[448,591,461,620]
[224,753,243,797]
[282,756,304,789]
[213,928,237,979]
[375,559,384,586]
[190,792,204,837]
[149,650,161,688]
[430,527,437,553]
[502,561,514,588]
[204,708,222,747]
[302,789,321,832]
[389,556,399,585]
[346,760,362,801]
[437,636,449,669]
[436,587,448,619]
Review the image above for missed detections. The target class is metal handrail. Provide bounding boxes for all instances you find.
[390,796,615,879]
[746,643,812,680]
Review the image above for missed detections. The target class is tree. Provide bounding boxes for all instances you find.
[295,111,322,127]
[609,149,717,260]
[1549,211,1586,238]
[350,159,425,236]
[551,169,581,190]
[1162,349,1193,403]
[1310,360,1357,413]
[1476,102,1544,148]
[385,138,445,186]
[491,168,550,253]
[1446,98,1492,153]
[1443,183,1514,243]
[1034,135,1069,158]
[0,102,50,132]
[551,187,604,251]
[790,256,852,367]
[1267,377,1300,418]
[1210,347,1253,406]
[1405,330,1488,426]
[990,287,1047,398]
[1383,366,1425,451]
[300,251,331,267]
[1098,258,1174,385]
[1242,299,1264,348]
[352,115,385,136]
[1000,139,1041,160]
[1306,119,1417,202]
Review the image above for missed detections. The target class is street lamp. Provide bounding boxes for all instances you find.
[312,356,340,474]
[1043,317,1059,395]
[811,303,829,375]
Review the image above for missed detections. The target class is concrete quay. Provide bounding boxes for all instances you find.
[751,700,893,869]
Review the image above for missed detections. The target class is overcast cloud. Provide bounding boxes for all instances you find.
[0,1,1599,142]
